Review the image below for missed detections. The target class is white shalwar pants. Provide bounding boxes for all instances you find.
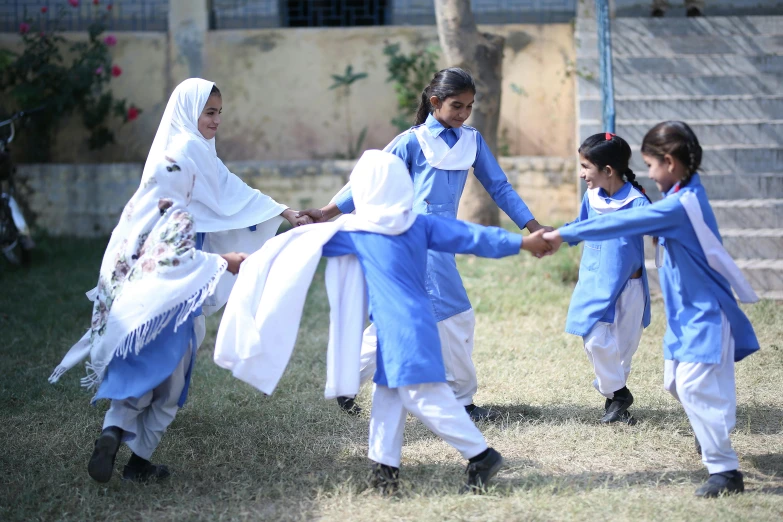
[583,278,645,399]
[102,315,205,460]
[368,382,488,468]
[664,312,740,474]
[359,309,478,406]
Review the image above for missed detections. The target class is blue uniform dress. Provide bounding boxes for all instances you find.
[94,234,206,407]
[321,214,522,388]
[334,114,534,321]
[565,183,652,337]
[559,175,759,364]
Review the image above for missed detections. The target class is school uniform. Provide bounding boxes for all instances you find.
[565,183,651,401]
[215,151,514,489]
[559,174,759,476]
[334,114,535,406]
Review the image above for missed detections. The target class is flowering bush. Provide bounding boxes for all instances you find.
[0,1,141,160]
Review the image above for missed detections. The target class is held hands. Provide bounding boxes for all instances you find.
[521,229,553,258]
[281,209,314,227]
[221,252,248,275]
[295,203,340,224]
[520,227,564,258]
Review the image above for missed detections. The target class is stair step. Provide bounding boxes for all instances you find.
[579,55,783,76]
[645,258,783,292]
[577,16,783,37]
[644,229,783,260]
[711,199,783,228]
[578,74,783,98]
[627,174,783,200]
[578,34,783,59]
[580,121,783,147]
[579,97,783,121]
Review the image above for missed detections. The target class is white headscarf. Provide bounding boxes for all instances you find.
[144,78,287,233]
[214,151,416,397]
[50,150,228,390]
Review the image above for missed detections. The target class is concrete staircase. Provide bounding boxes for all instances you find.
[576,15,783,300]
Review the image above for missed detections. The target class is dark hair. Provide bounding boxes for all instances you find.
[641,121,702,186]
[579,133,651,202]
[210,84,221,96]
[414,68,476,126]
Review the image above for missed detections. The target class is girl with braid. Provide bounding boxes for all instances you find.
[563,133,652,425]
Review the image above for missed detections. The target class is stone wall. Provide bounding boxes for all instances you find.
[17,157,577,237]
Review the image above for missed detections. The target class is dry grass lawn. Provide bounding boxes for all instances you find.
[1,236,781,521]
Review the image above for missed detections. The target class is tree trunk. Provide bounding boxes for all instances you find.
[434,0,505,226]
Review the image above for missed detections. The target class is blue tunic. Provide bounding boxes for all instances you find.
[334,114,535,321]
[565,183,652,337]
[321,214,523,388]
[559,174,759,364]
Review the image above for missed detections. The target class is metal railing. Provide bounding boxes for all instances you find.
[595,0,616,133]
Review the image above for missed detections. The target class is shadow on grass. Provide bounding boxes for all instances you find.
[477,403,783,436]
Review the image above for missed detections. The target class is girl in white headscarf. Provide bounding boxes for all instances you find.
[49,79,307,483]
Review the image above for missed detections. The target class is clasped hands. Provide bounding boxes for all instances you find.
[521,226,564,259]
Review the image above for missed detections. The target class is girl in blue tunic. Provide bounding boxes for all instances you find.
[544,121,760,498]
[565,133,652,424]
[298,68,549,420]
[215,151,552,494]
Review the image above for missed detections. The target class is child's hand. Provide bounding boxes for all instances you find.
[221,252,248,275]
[292,214,314,227]
[542,230,564,254]
[521,229,553,258]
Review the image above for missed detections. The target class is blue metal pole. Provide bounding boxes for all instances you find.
[595,0,616,134]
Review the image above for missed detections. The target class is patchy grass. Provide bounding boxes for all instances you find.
[1,236,781,521]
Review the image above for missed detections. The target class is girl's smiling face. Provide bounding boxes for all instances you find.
[430,90,474,128]
[198,94,222,140]
[642,153,683,194]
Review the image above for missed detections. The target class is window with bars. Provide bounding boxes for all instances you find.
[0,0,169,33]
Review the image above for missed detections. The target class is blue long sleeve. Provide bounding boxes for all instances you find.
[423,214,522,258]
[472,134,535,229]
[560,196,686,245]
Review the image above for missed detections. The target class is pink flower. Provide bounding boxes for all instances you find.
[19,23,30,35]
[41,7,48,13]
[111,64,122,77]
[127,106,139,121]
[141,258,157,273]
[68,0,79,7]
[95,66,104,75]
[103,35,117,46]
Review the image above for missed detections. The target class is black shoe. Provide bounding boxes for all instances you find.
[695,435,702,456]
[465,404,501,422]
[604,398,612,413]
[336,396,362,416]
[651,8,665,17]
[600,387,634,424]
[122,459,171,482]
[686,7,703,17]
[368,462,399,496]
[463,448,504,494]
[87,427,122,483]
[695,470,744,498]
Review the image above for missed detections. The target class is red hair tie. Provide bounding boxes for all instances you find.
[605,132,615,140]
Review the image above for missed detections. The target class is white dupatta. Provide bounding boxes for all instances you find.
[50,152,227,390]
[214,151,416,398]
[146,78,288,314]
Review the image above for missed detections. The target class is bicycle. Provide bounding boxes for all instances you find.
[0,107,43,266]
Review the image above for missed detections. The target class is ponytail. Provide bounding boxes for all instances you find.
[641,121,703,187]
[624,168,652,203]
[414,87,432,126]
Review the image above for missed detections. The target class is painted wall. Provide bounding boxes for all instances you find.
[2,23,575,162]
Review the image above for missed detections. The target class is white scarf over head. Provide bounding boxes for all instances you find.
[50,151,228,390]
[214,151,416,397]
[146,78,287,314]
